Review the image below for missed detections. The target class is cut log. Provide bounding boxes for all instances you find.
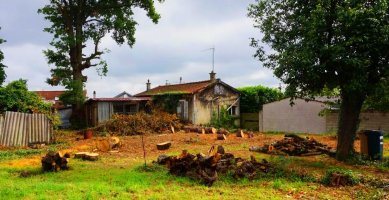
[157,141,172,150]
[236,130,245,138]
[74,152,88,159]
[217,134,227,140]
[96,139,111,152]
[41,151,69,172]
[203,127,217,134]
[75,152,99,161]
[217,128,229,135]
[217,145,225,154]
[83,153,99,161]
[110,136,121,149]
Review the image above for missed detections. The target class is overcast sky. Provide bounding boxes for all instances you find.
[0,0,280,97]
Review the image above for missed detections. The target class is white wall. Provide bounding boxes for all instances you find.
[261,98,327,133]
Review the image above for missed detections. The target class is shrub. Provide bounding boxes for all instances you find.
[238,85,284,113]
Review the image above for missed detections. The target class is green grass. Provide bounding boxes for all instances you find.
[0,156,330,200]
[0,149,43,161]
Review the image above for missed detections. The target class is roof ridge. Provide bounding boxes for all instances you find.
[154,80,211,87]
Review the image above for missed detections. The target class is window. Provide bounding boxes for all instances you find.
[125,104,138,114]
[54,96,59,101]
[113,103,125,114]
[229,105,237,116]
[114,103,138,114]
[214,85,225,95]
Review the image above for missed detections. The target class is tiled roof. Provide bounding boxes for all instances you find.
[87,97,151,102]
[34,91,65,100]
[135,80,213,97]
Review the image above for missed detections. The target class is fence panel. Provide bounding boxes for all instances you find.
[0,111,53,146]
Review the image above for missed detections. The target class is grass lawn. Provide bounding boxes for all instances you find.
[0,132,388,200]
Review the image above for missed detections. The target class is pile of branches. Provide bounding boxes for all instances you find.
[250,134,335,156]
[101,110,181,135]
[156,146,271,186]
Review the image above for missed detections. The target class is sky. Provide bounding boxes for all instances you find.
[0,0,280,98]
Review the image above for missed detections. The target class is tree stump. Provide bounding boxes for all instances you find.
[217,134,227,140]
[236,130,245,138]
[157,141,172,150]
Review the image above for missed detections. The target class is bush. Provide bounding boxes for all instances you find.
[238,85,284,113]
[101,109,181,135]
[210,107,236,129]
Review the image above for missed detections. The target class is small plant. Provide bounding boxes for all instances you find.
[210,107,236,129]
[321,168,359,186]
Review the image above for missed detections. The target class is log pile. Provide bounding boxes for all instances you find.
[249,134,335,156]
[41,151,70,172]
[156,146,271,186]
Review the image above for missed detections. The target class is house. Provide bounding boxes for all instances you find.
[114,91,132,98]
[135,71,240,125]
[259,97,389,133]
[85,91,150,126]
[34,90,72,128]
[34,90,66,110]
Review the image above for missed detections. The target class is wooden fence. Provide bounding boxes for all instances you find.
[240,113,259,131]
[0,111,53,146]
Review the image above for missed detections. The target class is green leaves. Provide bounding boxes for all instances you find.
[0,79,52,113]
[249,0,389,98]
[0,27,6,86]
[238,85,284,113]
[39,0,162,108]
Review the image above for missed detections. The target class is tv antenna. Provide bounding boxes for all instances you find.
[202,46,215,71]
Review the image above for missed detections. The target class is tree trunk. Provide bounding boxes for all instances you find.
[336,91,365,161]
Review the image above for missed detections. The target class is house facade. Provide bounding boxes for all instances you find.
[84,96,150,127]
[136,72,240,126]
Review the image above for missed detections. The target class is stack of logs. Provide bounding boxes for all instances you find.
[156,146,271,186]
[249,134,335,156]
[41,151,70,172]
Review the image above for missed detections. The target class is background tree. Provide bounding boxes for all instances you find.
[0,79,52,113]
[238,85,284,113]
[249,0,389,160]
[0,27,6,85]
[39,0,162,127]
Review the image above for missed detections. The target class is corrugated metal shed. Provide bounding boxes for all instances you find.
[0,111,53,146]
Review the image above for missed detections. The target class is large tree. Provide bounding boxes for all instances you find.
[0,27,6,85]
[39,0,162,127]
[249,0,389,160]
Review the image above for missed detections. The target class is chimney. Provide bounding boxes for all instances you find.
[209,70,216,81]
[146,79,151,91]
[93,91,96,98]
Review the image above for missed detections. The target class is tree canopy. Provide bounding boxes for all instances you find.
[39,0,162,126]
[249,0,389,160]
[0,79,51,113]
[238,85,284,113]
[0,27,6,86]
